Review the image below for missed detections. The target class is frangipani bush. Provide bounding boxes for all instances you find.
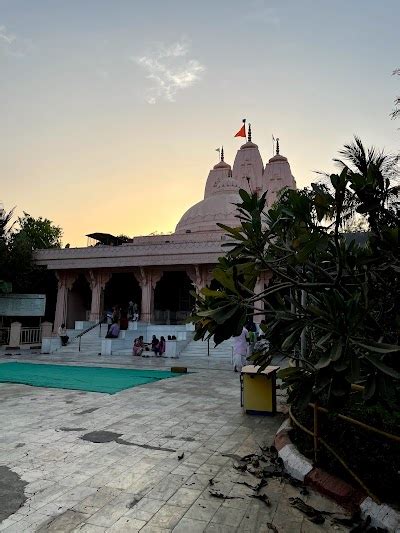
[191,138,400,408]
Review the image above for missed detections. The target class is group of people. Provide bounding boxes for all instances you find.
[106,302,139,332]
[132,335,166,357]
[233,319,268,372]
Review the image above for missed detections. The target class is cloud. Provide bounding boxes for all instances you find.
[0,25,33,58]
[245,1,280,26]
[0,25,16,45]
[133,40,205,104]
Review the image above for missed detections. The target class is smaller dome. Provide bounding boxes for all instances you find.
[240,141,258,149]
[268,154,288,163]
[213,160,231,170]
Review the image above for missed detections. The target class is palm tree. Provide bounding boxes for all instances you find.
[391,68,400,120]
[0,207,15,293]
[0,206,15,242]
[334,136,399,232]
[335,135,399,180]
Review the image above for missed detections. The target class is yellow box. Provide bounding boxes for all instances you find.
[241,365,280,415]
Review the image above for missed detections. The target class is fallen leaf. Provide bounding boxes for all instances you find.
[251,493,271,507]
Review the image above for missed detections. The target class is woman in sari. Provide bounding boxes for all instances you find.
[132,336,144,356]
[157,336,166,356]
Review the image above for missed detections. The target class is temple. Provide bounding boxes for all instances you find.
[35,128,297,331]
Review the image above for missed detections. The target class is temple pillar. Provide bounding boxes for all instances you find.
[135,268,163,323]
[253,271,273,323]
[86,270,111,322]
[54,271,77,333]
[187,264,213,293]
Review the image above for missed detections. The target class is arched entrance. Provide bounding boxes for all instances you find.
[154,271,195,324]
[103,273,141,328]
[67,274,91,328]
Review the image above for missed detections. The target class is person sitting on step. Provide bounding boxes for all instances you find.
[58,323,69,346]
[151,335,160,355]
[132,336,144,356]
[105,320,120,339]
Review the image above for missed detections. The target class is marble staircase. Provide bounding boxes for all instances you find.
[51,325,234,362]
[181,337,234,360]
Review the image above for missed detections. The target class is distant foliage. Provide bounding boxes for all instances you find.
[0,209,62,293]
[392,68,400,120]
[12,212,62,250]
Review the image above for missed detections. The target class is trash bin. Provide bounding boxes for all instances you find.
[240,365,280,415]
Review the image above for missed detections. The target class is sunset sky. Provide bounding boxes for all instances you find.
[1,0,399,246]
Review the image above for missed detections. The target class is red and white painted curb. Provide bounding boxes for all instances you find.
[274,419,400,532]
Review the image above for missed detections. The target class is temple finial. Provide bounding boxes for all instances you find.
[248,123,252,142]
[221,146,224,162]
[276,138,280,155]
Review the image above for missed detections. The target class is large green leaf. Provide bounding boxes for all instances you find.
[197,302,240,325]
[353,339,400,354]
[363,353,400,379]
[200,287,226,299]
[281,326,303,351]
[330,341,343,361]
[315,352,332,369]
[212,269,238,294]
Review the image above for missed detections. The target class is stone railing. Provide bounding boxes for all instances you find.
[20,327,42,345]
[2,321,52,349]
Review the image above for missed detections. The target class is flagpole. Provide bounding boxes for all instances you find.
[234,118,247,140]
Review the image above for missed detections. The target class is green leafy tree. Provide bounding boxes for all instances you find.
[191,137,400,408]
[0,210,63,293]
[12,212,62,250]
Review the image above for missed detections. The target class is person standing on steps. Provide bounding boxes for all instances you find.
[128,300,134,321]
[233,325,249,372]
[157,336,166,357]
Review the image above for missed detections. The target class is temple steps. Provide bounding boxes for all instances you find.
[53,326,234,360]
[181,338,234,359]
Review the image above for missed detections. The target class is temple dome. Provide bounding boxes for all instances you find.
[175,192,240,234]
[174,128,297,234]
[232,137,264,193]
[264,148,296,206]
[239,141,258,149]
[213,160,231,170]
[268,153,288,162]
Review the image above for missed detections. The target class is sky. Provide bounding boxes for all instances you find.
[1,0,399,246]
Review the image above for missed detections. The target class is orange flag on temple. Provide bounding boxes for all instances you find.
[234,124,246,138]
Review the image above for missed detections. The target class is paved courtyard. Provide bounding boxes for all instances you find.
[0,352,349,532]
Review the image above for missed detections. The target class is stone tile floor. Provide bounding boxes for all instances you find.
[0,353,349,532]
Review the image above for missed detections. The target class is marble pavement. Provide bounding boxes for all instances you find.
[0,353,348,532]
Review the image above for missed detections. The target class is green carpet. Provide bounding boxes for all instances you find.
[0,362,180,394]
